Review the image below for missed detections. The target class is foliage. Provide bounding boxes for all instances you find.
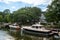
[45,0,60,22]
[3,9,11,22]
[0,7,41,25]
[13,7,41,24]
[0,12,3,22]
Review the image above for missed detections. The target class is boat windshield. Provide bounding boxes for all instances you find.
[13,24,18,26]
[36,26,38,29]
[32,26,42,29]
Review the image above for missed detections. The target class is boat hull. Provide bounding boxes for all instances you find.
[22,29,54,37]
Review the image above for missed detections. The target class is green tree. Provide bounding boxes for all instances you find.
[0,15,3,22]
[0,12,3,22]
[4,14,12,22]
[45,0,60,22]
[3,9,10,14]
[3,9,11,22]
[13,7,41,24]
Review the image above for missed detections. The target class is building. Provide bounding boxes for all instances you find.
[40,13,47,24]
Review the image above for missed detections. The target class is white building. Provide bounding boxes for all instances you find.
[40,14,47,23]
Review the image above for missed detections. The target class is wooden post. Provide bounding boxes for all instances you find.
[21,28,23,36]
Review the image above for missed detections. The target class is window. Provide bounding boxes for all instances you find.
[36,26,38,29]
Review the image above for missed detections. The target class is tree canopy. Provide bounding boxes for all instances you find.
[0,7,41,25]
[13,7,41,24]
[45,0,60,22]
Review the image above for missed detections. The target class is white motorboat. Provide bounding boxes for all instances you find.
[21,23,54,37]
[9,23,20,32]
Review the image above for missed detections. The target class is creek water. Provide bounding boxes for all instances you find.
[0,30,15,40]
[9,30,60,40]
[0,30,60,40]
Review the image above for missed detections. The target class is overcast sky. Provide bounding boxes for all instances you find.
[0,0,52,12]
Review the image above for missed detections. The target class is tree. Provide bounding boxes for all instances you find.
[45,0,60,23]
[0,12,3,22]
[13,7,41,24]
[3,9,11,22]
[0,15,3,22]
[4,14,12,22]
[3,9,10,14]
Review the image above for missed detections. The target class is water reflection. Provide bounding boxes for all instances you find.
[0,30,60,40]
[9,30,60,40]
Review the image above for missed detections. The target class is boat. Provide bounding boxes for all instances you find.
[21,22,55,37]
[9,23,20,32]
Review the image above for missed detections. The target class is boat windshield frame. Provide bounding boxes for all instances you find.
[32,26,43,29]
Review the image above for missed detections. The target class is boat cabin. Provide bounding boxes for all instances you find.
[32,24,43,29]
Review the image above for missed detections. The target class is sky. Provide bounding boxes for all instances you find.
[0,0,52,12]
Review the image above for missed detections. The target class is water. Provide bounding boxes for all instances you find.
[9,30,42,40]
[9,30,60,40]
[0,30,60,40]
[0,30,15,40]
